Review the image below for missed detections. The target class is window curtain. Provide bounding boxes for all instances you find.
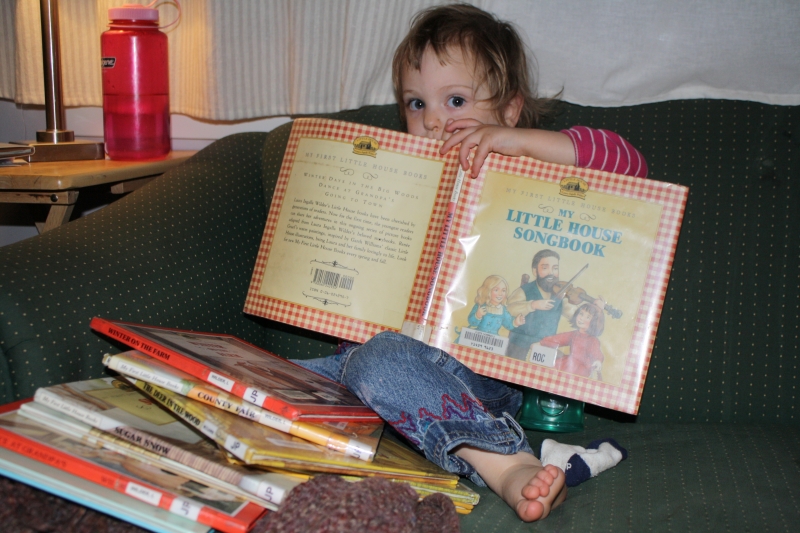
[0,0,797,123]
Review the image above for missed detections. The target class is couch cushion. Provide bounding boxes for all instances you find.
[551,100,798,424]
[459,418,800,532]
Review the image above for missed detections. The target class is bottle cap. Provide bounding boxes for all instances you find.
[109,3,159,22]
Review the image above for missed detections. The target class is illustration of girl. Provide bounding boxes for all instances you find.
[540,303,605,380]
[465,275,525,335]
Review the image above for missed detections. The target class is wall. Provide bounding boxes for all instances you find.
[0,100,290,246]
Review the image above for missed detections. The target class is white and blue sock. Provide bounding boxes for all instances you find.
[539,438,627,487]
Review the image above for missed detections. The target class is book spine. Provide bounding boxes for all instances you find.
[0,426,253,533]
[18,402,284,509]
[419,167,466,328]
[107,353,375,461]
[90,317,302,420]
[103,353,195,395]
[34,388,183,460]
[33,388,245,487]
[131,379,259,466]
[183,385,377,460]
[91,317,216,382]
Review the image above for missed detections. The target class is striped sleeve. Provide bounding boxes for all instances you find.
[560,126,648,178]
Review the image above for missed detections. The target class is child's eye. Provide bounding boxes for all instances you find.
[448,96,466,108]
[406,99,424,111]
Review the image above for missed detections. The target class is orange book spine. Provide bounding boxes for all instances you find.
[0,422,263,533]
[90,316,380,422]
[90,316,302,419]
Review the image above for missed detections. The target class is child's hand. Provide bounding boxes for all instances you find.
[440,120,528,178]
[513,314,526,328]
[476,305,487,320]
[439,119,576,178]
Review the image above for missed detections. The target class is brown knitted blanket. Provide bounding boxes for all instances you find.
[258,475,461,533]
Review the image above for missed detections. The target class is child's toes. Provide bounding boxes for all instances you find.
[543,464,562,480]
[522,482,545,500]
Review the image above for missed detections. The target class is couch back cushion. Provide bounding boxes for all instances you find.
[259,102,799,424]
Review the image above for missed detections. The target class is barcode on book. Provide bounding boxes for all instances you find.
[312,268,354,290]
[458,329,509,356]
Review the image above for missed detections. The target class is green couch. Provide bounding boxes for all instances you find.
[1,101,798,532]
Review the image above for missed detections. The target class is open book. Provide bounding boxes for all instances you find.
[243,118,688,414]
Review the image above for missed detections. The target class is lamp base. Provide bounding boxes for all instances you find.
[517,388,584,433]
[11,140,105,162]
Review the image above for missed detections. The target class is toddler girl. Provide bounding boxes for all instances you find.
[297,3,646,522]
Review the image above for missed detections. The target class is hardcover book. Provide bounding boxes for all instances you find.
[29,377,301,507]
[243,118,688,414]
[0,441,212,533]
[129,377,459,487]
[102,350,382,461]
[0,401,266,533]
[90,316,380,422]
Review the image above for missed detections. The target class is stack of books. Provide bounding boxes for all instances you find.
[0,317,479,533]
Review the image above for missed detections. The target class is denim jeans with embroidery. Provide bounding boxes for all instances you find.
[294,331,533,486]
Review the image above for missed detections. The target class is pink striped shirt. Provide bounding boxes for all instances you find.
[561,126,648,178]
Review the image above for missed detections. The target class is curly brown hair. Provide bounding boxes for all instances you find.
[392,3,559,129]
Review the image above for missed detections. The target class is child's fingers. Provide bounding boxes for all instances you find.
[457,137,475,171]
[469,139,493,178]
[440,131,465,155]
[440,127,475,155]
[440,119,483,154]
[446,118,482,132]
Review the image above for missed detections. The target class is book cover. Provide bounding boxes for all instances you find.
[0,402,266,533]
[130,378,459,487]
[103,350,382,462]
[0,441,212,533]
[19,401,296,510]
[243,118,688,414]
[90,316,380,422]
[32,377,300,506]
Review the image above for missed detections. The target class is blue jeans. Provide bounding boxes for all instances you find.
[294,331,533,486]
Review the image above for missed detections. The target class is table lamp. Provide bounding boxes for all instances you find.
[12,0,104,162]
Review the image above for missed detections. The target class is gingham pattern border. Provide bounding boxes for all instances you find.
[427,154,688,414]
[244,118,460,342]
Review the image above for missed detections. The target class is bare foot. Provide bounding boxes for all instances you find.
[505,461,566,521]
[455,446,566,522]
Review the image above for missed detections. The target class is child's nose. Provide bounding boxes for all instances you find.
[423,109,442,136]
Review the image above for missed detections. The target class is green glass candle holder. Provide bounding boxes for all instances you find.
[517,387,584,432]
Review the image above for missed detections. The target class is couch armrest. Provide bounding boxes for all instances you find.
[0,133,271,403]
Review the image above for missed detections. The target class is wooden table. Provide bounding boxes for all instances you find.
[0,151,194,233]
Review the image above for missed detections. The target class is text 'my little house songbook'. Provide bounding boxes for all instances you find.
[243,118,688,415]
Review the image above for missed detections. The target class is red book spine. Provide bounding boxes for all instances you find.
[90,317,302,420]
[0,422,264,533]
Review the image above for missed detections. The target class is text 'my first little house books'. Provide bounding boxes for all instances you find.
[243,118,688,415]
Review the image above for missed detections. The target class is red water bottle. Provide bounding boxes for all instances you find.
[101,3,170,160]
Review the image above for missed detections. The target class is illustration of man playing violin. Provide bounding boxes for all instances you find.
[505,249,605,360]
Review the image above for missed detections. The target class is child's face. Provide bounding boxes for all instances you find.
[576,308,593,332]
[490,283,507,305]
[401,46,500,140]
